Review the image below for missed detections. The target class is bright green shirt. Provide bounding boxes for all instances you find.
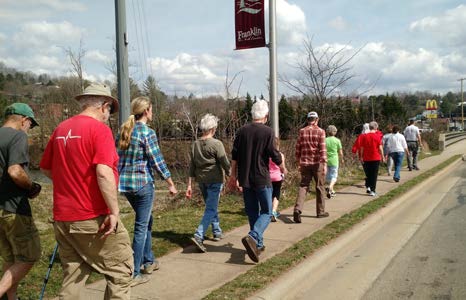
[325,136,342,167]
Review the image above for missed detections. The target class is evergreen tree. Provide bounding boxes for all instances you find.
[278,94,294,138]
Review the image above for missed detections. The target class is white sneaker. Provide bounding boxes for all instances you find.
[369,191,377,197]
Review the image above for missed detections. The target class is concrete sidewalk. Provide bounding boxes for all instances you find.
[81,142,465,300]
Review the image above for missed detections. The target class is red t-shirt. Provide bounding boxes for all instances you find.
[359,132,382,161]
[40,115,119,221]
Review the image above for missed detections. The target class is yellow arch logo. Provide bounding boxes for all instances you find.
[425,99,438,110]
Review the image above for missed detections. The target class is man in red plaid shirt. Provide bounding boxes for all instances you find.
[293,111,329,222]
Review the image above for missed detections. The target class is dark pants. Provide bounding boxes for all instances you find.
[363,161,380,192]
[406,141,419,169]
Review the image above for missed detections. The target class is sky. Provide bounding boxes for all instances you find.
[1,0,466,99]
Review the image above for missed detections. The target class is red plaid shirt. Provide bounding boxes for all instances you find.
[295,124,327,166]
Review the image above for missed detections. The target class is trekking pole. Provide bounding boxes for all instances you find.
[39,243,59,300]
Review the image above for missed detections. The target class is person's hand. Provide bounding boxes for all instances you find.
[168,184,178,196]
[186,186,192,199]
[99,214,118,239]
[227,175,237,191]
[28,182,42,199]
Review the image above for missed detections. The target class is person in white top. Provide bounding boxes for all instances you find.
[403,119,421,171]
[387,125,410,182]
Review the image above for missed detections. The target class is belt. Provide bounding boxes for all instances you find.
[406,140,418,142]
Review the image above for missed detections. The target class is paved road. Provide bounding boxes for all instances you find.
[250,159,465,300]
[362,164,466,300]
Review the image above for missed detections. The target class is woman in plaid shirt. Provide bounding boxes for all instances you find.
[117,96,178,286]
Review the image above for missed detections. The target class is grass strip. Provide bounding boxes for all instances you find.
[204,155,460,300]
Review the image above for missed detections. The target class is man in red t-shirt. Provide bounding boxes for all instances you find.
[40,83,133,299]
[359,121,385,196]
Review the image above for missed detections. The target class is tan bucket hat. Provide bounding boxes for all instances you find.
[75,83,119,114]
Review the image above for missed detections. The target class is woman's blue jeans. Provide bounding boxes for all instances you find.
[195,183,223,240]
[123,183,155,277]
[242,186,273,248]
[390,151,405,180]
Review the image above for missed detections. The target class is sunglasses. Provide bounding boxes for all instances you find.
[105,102,115,114]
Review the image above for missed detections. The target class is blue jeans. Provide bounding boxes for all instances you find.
[195,183,223,240]
[242,186,273,248]
[123,183,155,277]
[390,152,405,180]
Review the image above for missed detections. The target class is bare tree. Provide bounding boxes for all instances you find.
[64,38,86,92]
[281,36,364,121]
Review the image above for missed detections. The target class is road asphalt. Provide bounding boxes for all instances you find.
[78,141,466,300]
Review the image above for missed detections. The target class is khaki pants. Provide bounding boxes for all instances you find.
[294,164,326,215]
[54,216,134,300]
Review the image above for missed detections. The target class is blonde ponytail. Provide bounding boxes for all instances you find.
[118,96,152,150]
[118,115,136,150]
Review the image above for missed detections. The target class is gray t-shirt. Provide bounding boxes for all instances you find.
[0,127,32,216]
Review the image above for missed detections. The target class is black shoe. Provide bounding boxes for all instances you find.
[317,212,329,218]
[414,166,420,170]
[408,167,412,171]
[242,235,259,263]
[393,177,400,182]
[293,211,302,223]
[325,187,331,199]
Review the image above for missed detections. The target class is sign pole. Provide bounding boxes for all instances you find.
[268,0,279,137]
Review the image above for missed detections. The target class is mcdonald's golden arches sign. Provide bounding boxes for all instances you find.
[425,99,438,110]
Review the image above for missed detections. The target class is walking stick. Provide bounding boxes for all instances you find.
[39,243,59,300]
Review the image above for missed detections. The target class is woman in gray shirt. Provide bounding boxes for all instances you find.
[186,114,230,252]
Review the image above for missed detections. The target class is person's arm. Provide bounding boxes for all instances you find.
[216,142,231,176]
[379,145,385,162]
[8,164,32,190]
[186,177,195,199]
[96,164,119,238]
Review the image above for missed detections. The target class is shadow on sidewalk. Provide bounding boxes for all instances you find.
[181,242,256,265]
[153,230,191,248]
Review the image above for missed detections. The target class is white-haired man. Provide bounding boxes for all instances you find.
[228,100,285,263]
[40,83,133,299]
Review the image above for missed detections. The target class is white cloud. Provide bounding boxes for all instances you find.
[12,21,84,50]
[86,50,111,64]
[410,4,466,47]
[265,0,307,47]
[0,0,86,23]
[328,16,349,31]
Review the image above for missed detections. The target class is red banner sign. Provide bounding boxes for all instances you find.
[235,0,266,50]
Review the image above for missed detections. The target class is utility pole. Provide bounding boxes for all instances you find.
[115,0,130,126]
[459,78,466,130]
[268,0,279,137]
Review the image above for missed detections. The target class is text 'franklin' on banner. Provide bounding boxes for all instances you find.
[235,0,266,50]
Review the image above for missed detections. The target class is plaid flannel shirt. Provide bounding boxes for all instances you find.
[117,122,171,192]
[295,124,327,166]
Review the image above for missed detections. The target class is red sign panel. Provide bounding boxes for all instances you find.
[235,0,266,50]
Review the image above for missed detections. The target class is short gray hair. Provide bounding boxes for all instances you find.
[77,96,105,110]
[369,121,378,130]
[326,125,338,136]
[251,100,269,120]
[199,113,219,132]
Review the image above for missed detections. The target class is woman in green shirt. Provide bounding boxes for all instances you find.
[325,125,343,198]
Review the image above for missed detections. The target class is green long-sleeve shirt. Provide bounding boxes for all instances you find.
[189,137,230,183]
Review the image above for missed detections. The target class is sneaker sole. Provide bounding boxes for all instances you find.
[191,237,206,253]
[241,236,259,263]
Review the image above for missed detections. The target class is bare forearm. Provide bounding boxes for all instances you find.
[96,164,119,216]
[8,165,32,190]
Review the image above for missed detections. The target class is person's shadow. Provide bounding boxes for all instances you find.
[182,241,255,265]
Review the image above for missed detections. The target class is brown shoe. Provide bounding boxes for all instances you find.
[241,235,259,263]
[317,212,329,218]
[293,211,302,223]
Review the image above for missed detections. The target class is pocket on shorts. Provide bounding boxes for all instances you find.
[13,216,41,262]
[101,220,133,268]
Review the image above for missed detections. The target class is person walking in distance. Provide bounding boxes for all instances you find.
[404,119,422,171]
[117,96,178,285]
[359,121,385,196]
[386,125,409,182]
[40,83,134,299]
[382,125,394,176]
[293,111,329,222]
[0,103,41,299]
[269,137,287,222]
[228,100,285,263]
[325,125,343,198]
[186,114,230,252]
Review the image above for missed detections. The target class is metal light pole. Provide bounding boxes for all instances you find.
[459,78,466,130]
[115,0,130,126]
[268,0,279,137]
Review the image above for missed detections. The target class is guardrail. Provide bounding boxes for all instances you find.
[439,131,466,150]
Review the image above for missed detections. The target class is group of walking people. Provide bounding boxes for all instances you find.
[0,81,421,299]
